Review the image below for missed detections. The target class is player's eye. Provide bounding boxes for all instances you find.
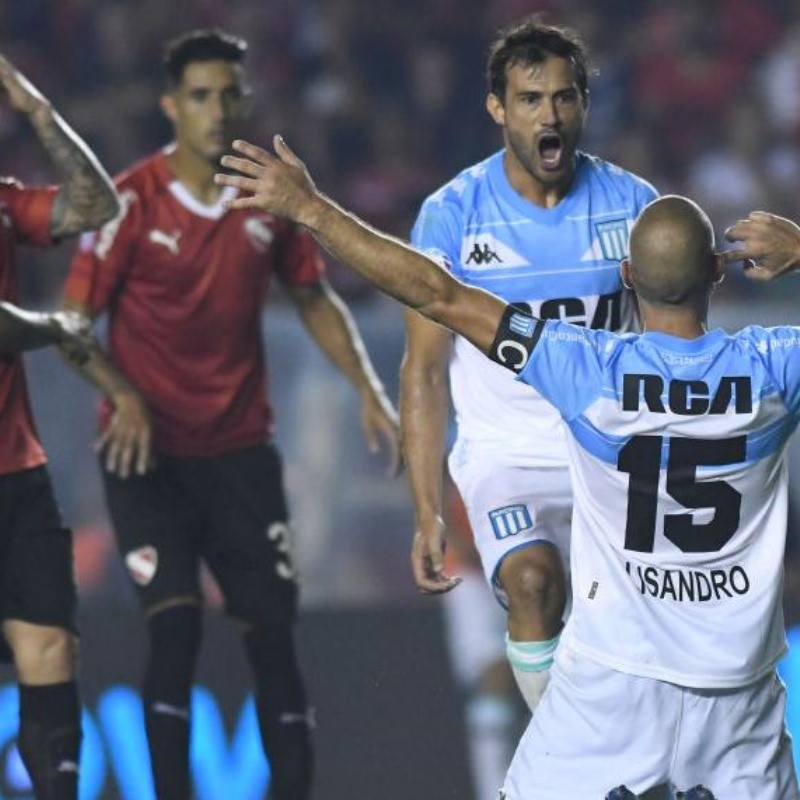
[189,89,210,102]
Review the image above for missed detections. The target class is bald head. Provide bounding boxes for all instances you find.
[628,196,717,306]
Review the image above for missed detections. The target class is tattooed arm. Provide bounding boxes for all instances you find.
[0,53,119,237]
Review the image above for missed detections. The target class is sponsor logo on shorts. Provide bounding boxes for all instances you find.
[125,545,159,586]
[488,504,533,540]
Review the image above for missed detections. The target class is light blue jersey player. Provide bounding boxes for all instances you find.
[400,19,657,729]
[216,129,800,799]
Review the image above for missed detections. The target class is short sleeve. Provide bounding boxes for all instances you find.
[743,326,800,416]
[0,179,57,247]
[274,224,325,287]
[63,187,141,314]
[410,193,462,273]
[517,319,612,419]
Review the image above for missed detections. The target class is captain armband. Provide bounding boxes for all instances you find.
[489,305,543,373]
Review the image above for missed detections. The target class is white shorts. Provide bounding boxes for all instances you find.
[442,568,508,688]
[502,645,800,800]
[448,442,572,606]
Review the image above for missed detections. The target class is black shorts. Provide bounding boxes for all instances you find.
[0,466,77,649]
[102,442,298,625]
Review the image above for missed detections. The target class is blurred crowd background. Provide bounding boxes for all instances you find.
[2,0,800,614]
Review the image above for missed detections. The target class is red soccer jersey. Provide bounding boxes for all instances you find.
[0,179,57,474]
[64,148,324,457]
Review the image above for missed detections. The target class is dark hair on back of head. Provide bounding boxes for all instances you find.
[163,29,247,87]
[486,17,591,102]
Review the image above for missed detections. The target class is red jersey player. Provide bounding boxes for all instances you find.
[62,30,399,800]
[0,51,118,800]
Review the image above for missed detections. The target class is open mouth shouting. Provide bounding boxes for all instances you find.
[537,132,564,171]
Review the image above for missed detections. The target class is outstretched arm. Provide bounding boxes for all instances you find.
[0,53,118,237]
[286,280,401,475]
[216,137,507,354]
[723,211,800,281]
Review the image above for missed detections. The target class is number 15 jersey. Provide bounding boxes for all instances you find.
[411,150,656,465]
[516,320,800,688]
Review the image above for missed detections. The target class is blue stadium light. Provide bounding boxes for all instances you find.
[0,685,270,800]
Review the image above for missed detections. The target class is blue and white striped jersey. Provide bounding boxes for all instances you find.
[517,320,800,688]
[411,149,656,465]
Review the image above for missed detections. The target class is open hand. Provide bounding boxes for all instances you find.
[216,136,319,224]
[723,211,800,282]
[95,389,154,479]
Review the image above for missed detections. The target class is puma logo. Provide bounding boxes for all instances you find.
[148,228,182,255]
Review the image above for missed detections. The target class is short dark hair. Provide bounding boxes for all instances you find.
[163,29,247,87]
[486,19,590,102]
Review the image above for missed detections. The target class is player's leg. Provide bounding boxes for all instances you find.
[1,466,81,800]
[449,453,571,712]
[498,540,566,710]
[102,460,202,800]
[671,672,800,799]
[200,443,312,800]
[442,568,519,800]
[502,645,674,799]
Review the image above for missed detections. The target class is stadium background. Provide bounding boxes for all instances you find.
[2,0,800,797]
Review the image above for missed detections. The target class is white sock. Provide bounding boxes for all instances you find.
[464,693,516,800]
[505,633,560,712]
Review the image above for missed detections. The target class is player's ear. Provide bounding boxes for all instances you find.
[620,258,634,290]
[486,92,505,126]
[160,93,178,125]
[712,251,726,286]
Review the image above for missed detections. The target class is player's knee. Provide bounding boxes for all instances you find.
[11,626,75,683]
[502,552,565,619]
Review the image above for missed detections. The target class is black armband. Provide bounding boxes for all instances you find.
[489,305,543,373]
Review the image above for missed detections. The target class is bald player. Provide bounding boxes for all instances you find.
[216,138,800,798]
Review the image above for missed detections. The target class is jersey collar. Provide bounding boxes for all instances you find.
[640,329,727,352]
[488,149,589,225]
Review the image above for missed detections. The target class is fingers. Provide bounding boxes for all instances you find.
[135,424,152,476]
[231,138,274,165]
[221,196,262,211]
[219,154,264,179]
[410,532,462,594]
[214,173,258,192]
[273,135,303,168]
[721,247,756,264]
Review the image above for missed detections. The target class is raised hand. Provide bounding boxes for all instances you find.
[723,211,800,282]
[216,136,320,224]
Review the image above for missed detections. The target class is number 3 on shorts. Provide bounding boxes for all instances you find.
[267,521,296,580]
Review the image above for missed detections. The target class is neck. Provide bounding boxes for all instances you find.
[503,149,575,209]
[638,298,709,339]
[167,143,221,204]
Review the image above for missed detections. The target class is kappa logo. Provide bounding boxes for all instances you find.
[125,545,159,586]
[244,217,275,252]
[460,234,527,269]
[489,504,533,540]
[148,228,182,255]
